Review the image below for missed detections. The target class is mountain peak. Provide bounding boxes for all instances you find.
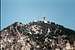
[0,20,75,50]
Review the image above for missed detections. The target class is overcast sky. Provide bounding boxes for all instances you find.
[1,0,75,30]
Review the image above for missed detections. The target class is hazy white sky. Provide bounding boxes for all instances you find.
[1,0,75,30]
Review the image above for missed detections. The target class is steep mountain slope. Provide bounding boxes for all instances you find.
[0,21,75,50]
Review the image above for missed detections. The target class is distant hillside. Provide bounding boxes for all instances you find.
[0,21,75,50]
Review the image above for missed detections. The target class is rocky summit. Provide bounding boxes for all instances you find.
[0,21,75,50]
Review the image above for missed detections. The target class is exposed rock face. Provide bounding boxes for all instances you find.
[0,21,75,50]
